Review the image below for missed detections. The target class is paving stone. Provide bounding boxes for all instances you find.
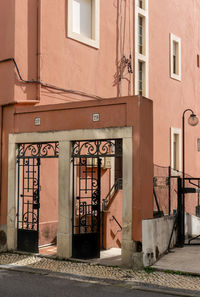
[0,252,200,291]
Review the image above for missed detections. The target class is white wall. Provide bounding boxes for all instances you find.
[185,213,200,237]
[142,215,176,266]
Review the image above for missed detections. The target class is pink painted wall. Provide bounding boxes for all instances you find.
[0,96,153,244]
[39,0,134,103]
[149,0,200,178]
[39,158,58,246]
[103,190,122,249]
[0,0,154,245]
[0,0,134,104]
[0,1,200,189]
[0,0,15,102]
[14,0,38,102]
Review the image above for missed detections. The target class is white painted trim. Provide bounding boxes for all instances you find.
[135,0,149,97]
[170,127,182,174]
[138,53,147,62]
[170,33,181,81]
[68,0,100,49]
[145,0,149,97]
[7,127,133,264]
[138,8,147,17]
[8,127,132,143]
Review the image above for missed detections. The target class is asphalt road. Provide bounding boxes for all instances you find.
[0,269,192,297]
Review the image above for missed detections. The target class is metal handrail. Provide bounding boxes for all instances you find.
[102,178,122,210]
[112,215,122,230]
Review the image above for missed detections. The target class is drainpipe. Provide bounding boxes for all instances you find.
[37,0,41,101]
[0,106,2,210]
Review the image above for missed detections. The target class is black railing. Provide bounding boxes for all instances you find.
[112,215,122,230]
[102,178,122,211]
[154,164,200,218]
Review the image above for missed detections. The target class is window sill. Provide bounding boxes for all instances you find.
[170,73,181,81]
[68,31,99,49]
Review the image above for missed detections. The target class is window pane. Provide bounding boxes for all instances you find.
[73,0,92,39]
[173,140,177,170]
[173,134,179,170]
[139,0,144,9]
[138,16,144,54]
[173,55,176,74]
[138,61,144,95]
[172,41,179,75]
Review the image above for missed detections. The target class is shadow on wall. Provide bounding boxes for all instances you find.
[142,215,177,267]
[102,190,122,249]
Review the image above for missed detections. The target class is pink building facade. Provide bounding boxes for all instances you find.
[0,0,199,267]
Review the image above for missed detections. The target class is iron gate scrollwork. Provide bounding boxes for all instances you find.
[72,139,122,259]
[72,139,122,158]
[17,142,59,253]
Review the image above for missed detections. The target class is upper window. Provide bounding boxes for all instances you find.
[170,33,181,81]
[138,0,145,9]
[138,16,145,54]
[138,61,145,95]
[171,127,182,174]
[68,0,100,48]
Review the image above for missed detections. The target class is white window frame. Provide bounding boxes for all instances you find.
[170,33,181,81]
[171,127,182,174]
[138,60,145,95]
[135,0,149,97]
[68,0,100,49]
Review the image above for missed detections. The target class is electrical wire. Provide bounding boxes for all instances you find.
[0,58,102,101]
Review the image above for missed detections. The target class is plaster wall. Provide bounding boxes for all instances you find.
[0,0,15,102]
[3,96,153,267]
[149,0,200,177]
[14,0,38,102]
[7,127,133,263]
[0,0,134,104]
[185,213,200,237]
[103,190,122,249]
[142,215,177,267]
[39,0,134,103]
[4,97,153,244]
[0,1,200,178]
[39,158,58,246]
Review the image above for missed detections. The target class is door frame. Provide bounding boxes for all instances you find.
[7,127,133,264]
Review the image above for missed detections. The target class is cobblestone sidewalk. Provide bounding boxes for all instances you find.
[0,252,200,293]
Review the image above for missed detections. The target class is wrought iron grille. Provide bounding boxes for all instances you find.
[17,158,40,232]
[72,157,101,235]
[17,142,59,159]
[17,142,59,253]
[72,139,122,158]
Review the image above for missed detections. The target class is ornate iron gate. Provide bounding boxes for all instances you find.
[17,143,59,253]
[72,139,122,259]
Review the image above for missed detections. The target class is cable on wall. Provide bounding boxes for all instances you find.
[0,58,102,101]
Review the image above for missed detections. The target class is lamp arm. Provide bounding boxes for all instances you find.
[182,109,194,118]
